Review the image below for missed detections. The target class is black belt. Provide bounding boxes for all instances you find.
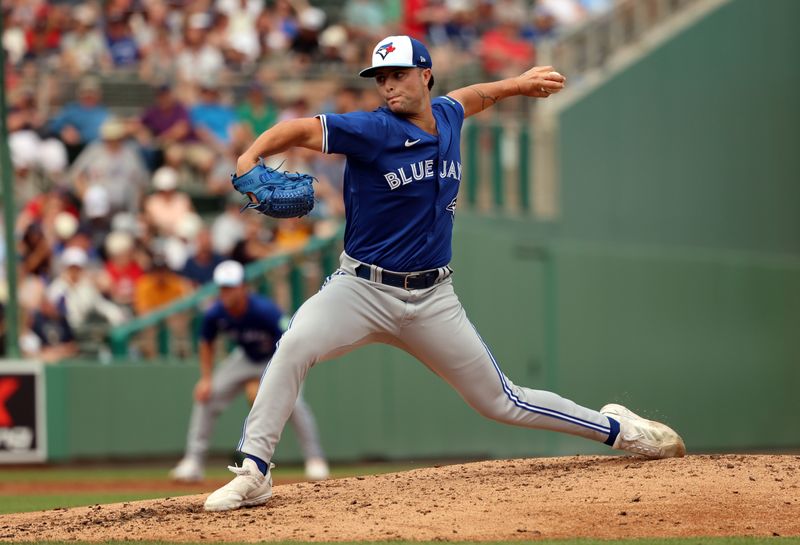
[355,264,441,290]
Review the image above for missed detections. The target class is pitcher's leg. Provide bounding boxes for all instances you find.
[239,275,400,463]
[288,389,326,461]
[401,283,617,445]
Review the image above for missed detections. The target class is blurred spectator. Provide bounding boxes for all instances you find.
[231,214,274,265]
[216,0,263,65]
[181,228,224,285]
[291,7,326,62]
[317,24,349,66]
[133,254,192,358]
[47,247,127,332]
[81,185,113,252]
[235,83,277,140]
[479,1,535,77]
[99,230,144,307]
[262,0,298,54]
[20,296,78,363]
[537,0,588,29]
[190,82,238,156]
[138,25,180,83]
[176,12,225,85]
[211,195,247,256]
[136,84,193,170]
[273,217,312,253]
[104,13,141,68]
[143,166,196,237]
[47,75,109,162]
[52,211,79,257]
[24,4,63,64]
[163,213,204,271]
[60,5,111,76]
[68,117,149,214]
[343,0,387,36]
[16,189,79,242]
[18,222,52,280]
[0,302,5,358]
[7,87,68,181]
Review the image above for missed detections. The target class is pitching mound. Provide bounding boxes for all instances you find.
[4,454,799,542]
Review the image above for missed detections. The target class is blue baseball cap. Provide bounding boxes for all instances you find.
[359,35,434,81]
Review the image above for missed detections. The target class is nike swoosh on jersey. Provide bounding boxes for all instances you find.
[404,139,421,147]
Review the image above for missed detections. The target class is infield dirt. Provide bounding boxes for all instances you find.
[2,454,799,542]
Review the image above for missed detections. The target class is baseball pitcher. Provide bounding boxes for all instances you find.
[204,35,685,512]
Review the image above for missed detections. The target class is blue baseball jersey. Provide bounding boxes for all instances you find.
[318,96,465,272]
[200,293,284,362]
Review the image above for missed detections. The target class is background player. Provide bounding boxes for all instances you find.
[203,35,684,511]
[170,260,329,483]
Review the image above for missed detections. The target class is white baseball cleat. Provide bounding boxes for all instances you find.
[304,457,330,481]
[601,403,686,459]
[169,457,204,483]
[203,458,273,512]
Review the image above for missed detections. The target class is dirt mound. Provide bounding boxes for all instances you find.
[3,454,799,542]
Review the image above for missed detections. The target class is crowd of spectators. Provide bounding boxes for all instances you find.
[1,0,615,363]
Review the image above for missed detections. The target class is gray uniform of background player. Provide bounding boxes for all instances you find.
[185,347,325,464]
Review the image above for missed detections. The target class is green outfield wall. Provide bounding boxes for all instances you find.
[558,0,800,253]
[44,214,800,462]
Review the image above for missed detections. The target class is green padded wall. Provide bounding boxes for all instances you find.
[558,0,800,253]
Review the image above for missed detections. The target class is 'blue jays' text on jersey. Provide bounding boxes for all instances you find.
[317,96,465,272]
[200,293,284,362]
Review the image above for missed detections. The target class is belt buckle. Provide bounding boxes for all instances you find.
[403,273,412,290]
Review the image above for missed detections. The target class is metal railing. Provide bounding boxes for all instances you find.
[107,223,344,361]
[461,119,533,216]
[538,0,701,78]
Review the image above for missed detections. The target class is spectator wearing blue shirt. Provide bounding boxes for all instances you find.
[190,83,238,156]
[105,13,140,68]
[170,260,329,483]
[47,76,109,162]
[181,228,224,286]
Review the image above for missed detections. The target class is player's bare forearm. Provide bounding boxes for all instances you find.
[198,341,215,380]
[448,66,567,118]
[237,118,323,175]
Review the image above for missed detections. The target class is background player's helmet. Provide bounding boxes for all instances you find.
[213,260,245,287]
[359,35,434,88]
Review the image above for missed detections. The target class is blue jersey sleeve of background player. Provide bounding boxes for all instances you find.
[317,111,388,163]
[199,303,223,343]
[254,296,285,341]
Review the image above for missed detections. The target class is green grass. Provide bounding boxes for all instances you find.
[0,492,195,514]
[0,462,428,514]
[0,462,425,483]
[12,538,800,545]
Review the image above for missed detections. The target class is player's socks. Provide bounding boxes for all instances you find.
[604,416,621,446]
[244,453,270,475]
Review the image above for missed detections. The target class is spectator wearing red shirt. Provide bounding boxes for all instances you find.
[100,231,144,307]
[479,4,535,78]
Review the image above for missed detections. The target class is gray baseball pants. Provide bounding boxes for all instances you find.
[239,253,615,462]
[185,347,325,463]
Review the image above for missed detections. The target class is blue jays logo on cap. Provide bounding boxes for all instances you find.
[359,35,434,78]
[376,42,396,59]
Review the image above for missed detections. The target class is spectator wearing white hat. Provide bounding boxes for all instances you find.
[98,231,144,307]
[69,117,149,214]
[175,12,225,86]
[143,166,196,238]
[60,5,112,76]
[47,247,127,332]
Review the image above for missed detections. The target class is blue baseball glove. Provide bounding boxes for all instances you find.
[231,161,315,219]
